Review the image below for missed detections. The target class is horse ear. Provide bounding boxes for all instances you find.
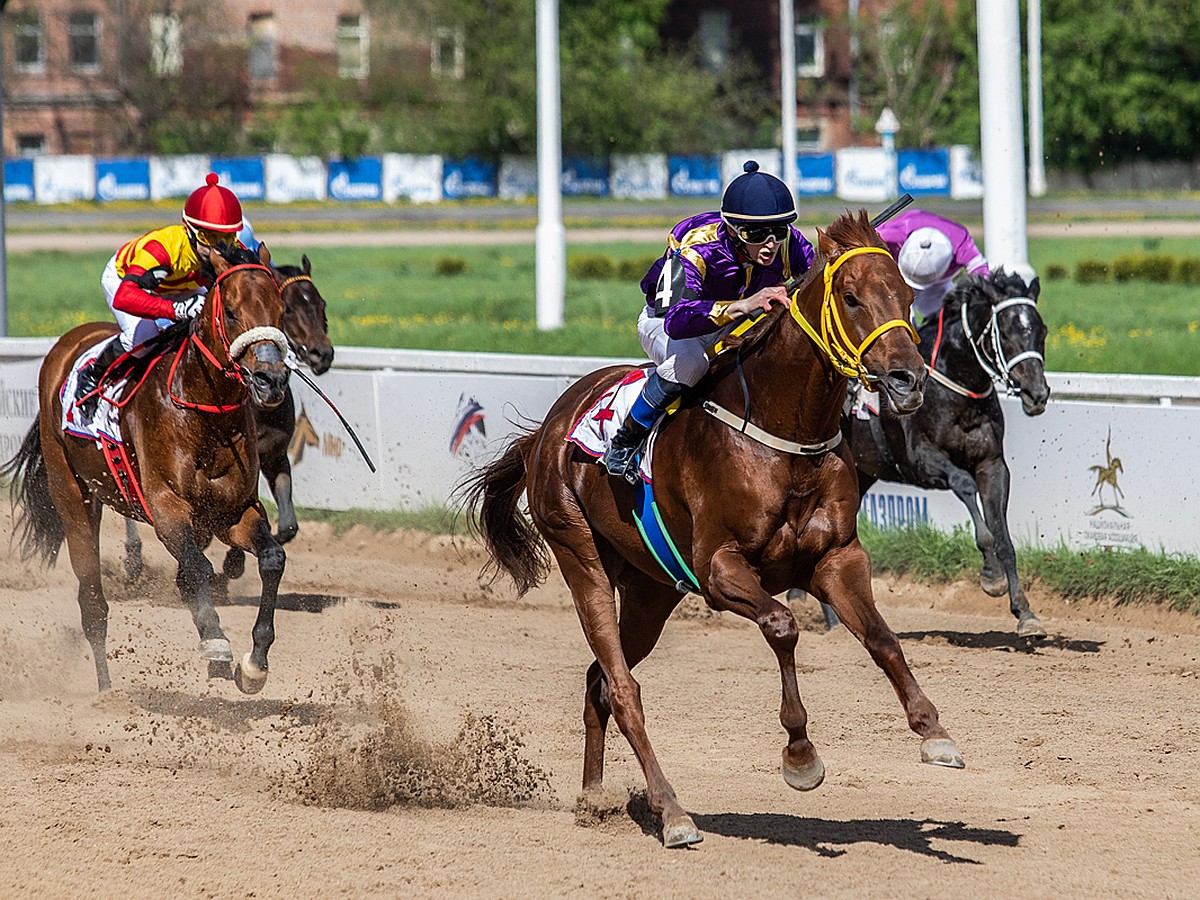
[1028,276,1041,301]
[302,253,311,275]
[816,227,838,259]
[257,241,272,267]
[210,245,231,275]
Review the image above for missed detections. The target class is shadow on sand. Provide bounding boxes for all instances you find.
[895,629,1103,654]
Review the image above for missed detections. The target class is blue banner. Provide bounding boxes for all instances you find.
[95,157,151,202]
[442,157,496,199]
[3,159,35,202]
[897,148,950,196]
[328,157,383,201]
[668,155,721,197]
[794,153,835,196]
[211,156,265,201]
[561,156,608,196]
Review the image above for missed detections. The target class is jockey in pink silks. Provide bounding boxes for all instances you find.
[875,210,990,324]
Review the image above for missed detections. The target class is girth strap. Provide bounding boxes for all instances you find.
[703,400,843,455]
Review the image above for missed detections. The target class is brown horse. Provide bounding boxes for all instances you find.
[3,243,291,694]
[462,212,963,848]
[121,254,335,581]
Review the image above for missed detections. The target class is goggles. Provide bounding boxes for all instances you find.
[191,226,238,248]
[730,222,791,245]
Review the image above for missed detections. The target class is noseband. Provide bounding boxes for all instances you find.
[790,246,919,388]
[168,262,289,413]
[954,295,1043,397]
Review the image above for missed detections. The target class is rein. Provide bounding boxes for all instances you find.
[168,263,289,413]
[927,294,1042,399]
[789,246,918,388]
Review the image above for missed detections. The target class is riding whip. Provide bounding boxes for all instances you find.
[288,363,377,473]
[869,193,914,228]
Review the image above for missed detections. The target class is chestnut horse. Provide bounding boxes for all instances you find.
[462,212,964,848]
[121,253,335,581]
[3,243,291,694]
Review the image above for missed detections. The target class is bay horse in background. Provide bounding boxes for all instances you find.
[842,268,1051,637]
[3,243,291,693]
[122,254,335,582]
[462,212,964,849]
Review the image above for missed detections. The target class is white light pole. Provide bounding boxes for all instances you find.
[875,106,899,196]
[977,0,1029,268]
[1027,0,1047,197]
[780,0,798,191]
[535,0,565,331]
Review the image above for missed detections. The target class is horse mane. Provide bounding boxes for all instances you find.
[274,262,303,279]
[198,241,262,280]
[823,209,887,255]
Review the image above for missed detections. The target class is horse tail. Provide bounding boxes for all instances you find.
[1,419,65,567]
[458,429,550,597]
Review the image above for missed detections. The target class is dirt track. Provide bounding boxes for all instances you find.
[1,509,1198,898]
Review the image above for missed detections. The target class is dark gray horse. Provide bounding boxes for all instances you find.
[834,268,1051,637]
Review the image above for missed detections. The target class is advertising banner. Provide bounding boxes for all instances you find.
[949,144,985,199]
[834,147,890,203]
[898,148,951,196]
[498,155,538,200]
[33,156,95,204]
[610,154,668,200]
[95,157,151,202]
[149,154,210,200]
[327,157,383,202]
[722,150,782,186]
[3,159,35,202]
[382,154,442,204]
[795,153,836,196]
[211,157,266,201]
[442,157,497,200]
[668,156,721,197]
[561,156,609,196]
[265,154,328,203]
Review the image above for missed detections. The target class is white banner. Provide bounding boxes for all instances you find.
[949,144,985,199]
[834,147,890,203]
[33,156,95,204]
[498,156,538,200]
[610,154,668,200]
[264,155,328,203]
[149,155,210,200]
[722,150,783,186]
[381,154,443,204]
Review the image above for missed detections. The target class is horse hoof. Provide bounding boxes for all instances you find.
[233,653,268,695]
[1017,614,1048,638]
[921,738,965,769]
[979,572,1008,597]
[199,638,234,662]
[782,754,825,791]
[661,814,703,849]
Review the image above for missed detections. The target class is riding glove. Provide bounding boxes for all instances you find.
[172,295,205,321]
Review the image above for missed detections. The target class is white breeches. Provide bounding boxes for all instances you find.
[636,305,736,387]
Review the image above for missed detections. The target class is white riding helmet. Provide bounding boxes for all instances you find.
[897,227,954,289]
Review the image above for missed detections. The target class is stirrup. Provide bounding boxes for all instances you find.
[602,443,642,484]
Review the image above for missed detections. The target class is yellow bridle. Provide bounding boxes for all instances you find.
[789,246,918,388]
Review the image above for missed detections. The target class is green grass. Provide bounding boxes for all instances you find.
[294,504,466,537]
[11,235,1200,374]
[859,520,1200,615]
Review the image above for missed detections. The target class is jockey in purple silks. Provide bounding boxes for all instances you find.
[875,209,990,324]
[601,160,816,479]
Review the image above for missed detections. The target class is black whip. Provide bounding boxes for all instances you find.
[288,364,377,473]
[869,192,915,228]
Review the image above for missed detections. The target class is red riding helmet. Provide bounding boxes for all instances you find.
[182,173,244,235]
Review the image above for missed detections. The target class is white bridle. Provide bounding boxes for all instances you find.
[960,295,1044,396]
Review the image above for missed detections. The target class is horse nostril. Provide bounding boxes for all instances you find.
[886,368,918,392]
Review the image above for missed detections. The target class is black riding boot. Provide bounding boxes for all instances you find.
[77,340,124,419]
[602,417,652,482]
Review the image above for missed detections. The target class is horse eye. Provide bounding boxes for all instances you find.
[843,291,860,309]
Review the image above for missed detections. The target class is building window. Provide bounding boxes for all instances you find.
[69,11,101,71]
[431,26,464,80]
[247,13,278,81]
[150,13,183,77]
[337,14,368,79]
[12,10,45,73]
[698,10,731,72]
[795,22,825,79]
[17,134,46,157]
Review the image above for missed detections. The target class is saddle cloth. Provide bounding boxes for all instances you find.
[566,367,663,484]
[61,336,127,443]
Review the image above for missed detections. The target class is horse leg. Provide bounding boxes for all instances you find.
[42,441,112,690]
[268,463,298,545]
[707,548,825,791]
[223,504,285,694]
[122,517,144,582]
[583,570,683,792]
[153,499,232,669]
[544,532,699,848]
[809,542,964,769]
[976,460,1046,638]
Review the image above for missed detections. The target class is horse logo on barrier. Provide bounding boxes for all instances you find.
[1087,429,1127,516]
[289,406,320,464]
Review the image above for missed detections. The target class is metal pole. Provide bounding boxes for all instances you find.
[534,0,564,331]
[1027,0,1047,197]
[848,0,860,127]
[976,0,1028,268]
[0,4,9,336]
[780,0,798,191]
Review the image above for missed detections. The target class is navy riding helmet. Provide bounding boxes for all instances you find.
[720,160,797,227]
